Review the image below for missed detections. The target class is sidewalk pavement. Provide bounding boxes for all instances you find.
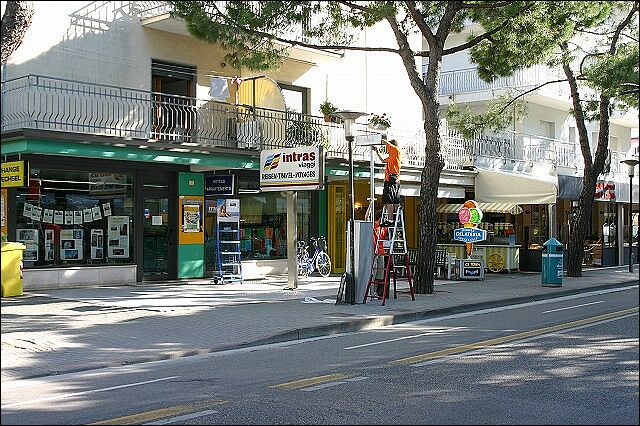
[2,267,638,382]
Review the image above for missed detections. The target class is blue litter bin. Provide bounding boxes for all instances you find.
[541,238,563,287]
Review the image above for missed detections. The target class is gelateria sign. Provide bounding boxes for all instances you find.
[453,200,487,256]
[259,146,324,191]
[1,161,28,188]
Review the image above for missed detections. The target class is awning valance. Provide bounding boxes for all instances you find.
[475,169,557,205]
[437,202,523,215]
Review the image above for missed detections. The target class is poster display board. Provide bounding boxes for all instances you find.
[107,216,129,258]
[60,229,84,261]
[44,229,55,261]
[178,196,204,245]
[91,229,104,260]
[17,228,39,261]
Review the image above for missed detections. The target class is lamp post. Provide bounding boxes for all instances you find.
[620,156,639,273]
[331,110,366,304]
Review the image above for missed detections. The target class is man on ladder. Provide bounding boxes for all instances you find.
[374,138,401,226]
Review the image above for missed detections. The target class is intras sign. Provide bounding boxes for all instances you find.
[260,146,324,191]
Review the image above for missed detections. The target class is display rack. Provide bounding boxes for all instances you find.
[215,214,243,284]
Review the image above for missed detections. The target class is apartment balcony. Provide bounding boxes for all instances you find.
[0,75,421,167]
[2,75,594,176]
[435,65,563,96]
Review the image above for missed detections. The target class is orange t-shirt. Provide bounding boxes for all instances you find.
[383,142,401,181]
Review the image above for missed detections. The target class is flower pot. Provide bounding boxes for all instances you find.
[368,123,389,131]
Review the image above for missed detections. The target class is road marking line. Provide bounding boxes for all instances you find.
[542,301,604,313]
[269,373,349,390]
[90,400,228,425]
[344,327,465,350]
[390,307,639,366]
[1,376,180,409]
[142,409,219,425]
[300,376,368,392]
[410,313,639,367]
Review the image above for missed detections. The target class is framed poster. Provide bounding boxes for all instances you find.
[54,211,64,224]
[60,229,83,261]
[43,209,54,224]
[83,208,93,223]
[44,229,55,261]
[17,228,39,261]
[178,196,204,245]
[91,229,104,260]
[107,216,129,258]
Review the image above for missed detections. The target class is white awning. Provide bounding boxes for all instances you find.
[475,169,557,205]
[437,203,523,215]
[375,185,465,198]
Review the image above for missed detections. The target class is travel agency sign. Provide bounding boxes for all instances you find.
[260,146,324,191]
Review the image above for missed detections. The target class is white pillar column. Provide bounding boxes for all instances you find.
[287,191,298,290]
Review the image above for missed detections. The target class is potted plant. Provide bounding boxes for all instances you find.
[319,100,338,122]
[368,113,391,130]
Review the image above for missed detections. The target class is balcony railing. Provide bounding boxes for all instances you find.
[0,75,398,164]
[436,65,562,96]
[3,74,597,175]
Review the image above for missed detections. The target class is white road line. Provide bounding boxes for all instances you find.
[300,376,368,392]
[0,376,179,409]
[542,300,604,314]
[143,410,219,425]
[410,312,638,367]
[343,327,465,350]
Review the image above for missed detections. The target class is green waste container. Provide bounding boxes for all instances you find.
[1,242,26,297]
[541,238,563,287]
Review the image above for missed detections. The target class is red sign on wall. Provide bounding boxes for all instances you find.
[594,181,615,201]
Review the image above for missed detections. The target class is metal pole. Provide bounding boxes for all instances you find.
[370,146,375,222]
[347,135,356,305]
[629,174,634,273]
[287,191,298,289]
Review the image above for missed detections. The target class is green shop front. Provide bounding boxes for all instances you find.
[1,135,323,289]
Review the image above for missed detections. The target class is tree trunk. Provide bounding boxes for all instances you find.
[1,1,34,64]
[415,67,445,294]
[567,175,597,276]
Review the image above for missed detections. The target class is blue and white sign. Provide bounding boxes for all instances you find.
[206,175,234,196]
[453,227,487,243]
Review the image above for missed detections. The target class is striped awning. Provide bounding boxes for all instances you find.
[436,202,523,215]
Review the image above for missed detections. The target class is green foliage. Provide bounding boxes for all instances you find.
[319,100,338,116]
[446,97,527,139]
[583,41,639,109]
[469,1,612,81]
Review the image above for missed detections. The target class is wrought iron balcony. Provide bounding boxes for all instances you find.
[0,75,416,166]
[436,65,562,96]
[2,75,592,174]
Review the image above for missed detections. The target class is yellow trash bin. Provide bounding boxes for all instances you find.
[1,242,26,297]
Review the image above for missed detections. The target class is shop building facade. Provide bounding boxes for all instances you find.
[2,1,638,289]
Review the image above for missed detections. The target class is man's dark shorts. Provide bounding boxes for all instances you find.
[383,178,400,204]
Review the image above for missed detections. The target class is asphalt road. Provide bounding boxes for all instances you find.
[2,285,638,425]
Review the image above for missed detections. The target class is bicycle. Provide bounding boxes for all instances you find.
[296,236,332,278]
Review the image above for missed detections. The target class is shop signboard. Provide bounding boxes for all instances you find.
[1,161,28,187]
[453,227,487,243]
[594,181,615,201]
[206,175,234,196]
[456,259,485,280]
[259,146,324,191]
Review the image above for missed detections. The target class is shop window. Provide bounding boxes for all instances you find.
[204,191,311,268]
[15,168,135,268]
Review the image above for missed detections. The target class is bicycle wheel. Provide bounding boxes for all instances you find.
[315,252,332,277]
[297,253,310,279]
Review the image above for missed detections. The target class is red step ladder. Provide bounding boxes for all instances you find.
[363,206,415,306]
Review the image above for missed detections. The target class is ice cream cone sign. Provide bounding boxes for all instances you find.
[454,200,485,257]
